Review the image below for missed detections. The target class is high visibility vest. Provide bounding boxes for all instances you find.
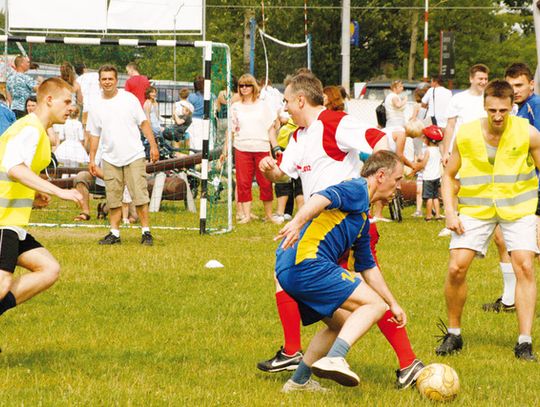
[0,114,51,226]
[457,116,538,221]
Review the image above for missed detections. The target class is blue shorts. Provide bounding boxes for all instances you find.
[276,258,361,326]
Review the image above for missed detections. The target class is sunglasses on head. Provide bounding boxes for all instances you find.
[239,84,253,88]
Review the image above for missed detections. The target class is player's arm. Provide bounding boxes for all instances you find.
[442,116,456,162]
[441,142,464,234]
[274,194,331,250]
[394,131,417,170]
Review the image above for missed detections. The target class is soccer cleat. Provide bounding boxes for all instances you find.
[514,342,537,362]
[257,347,303,373]
[281,378,328,393]
[395,359,425,389]
[270,214,285,225]
[141,231,154,246]
[482,297,515,313]
[311,356,360,387]
[435,319,463,356]
[98,232,121,245]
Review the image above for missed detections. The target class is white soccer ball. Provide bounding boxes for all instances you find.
[415,363,459,402]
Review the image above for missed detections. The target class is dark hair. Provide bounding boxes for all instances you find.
[361,150,401,178]
[74,63,86,76]
[145,86,157,99]
[470,64,489,77]
[323,86,345,111]
[98,64,118,79]
[287,73,324,106]
[0,93,6,103]
[194,75,205,93]
[483,79,514,103]
[505,62,534,82]
[60,62,76,85]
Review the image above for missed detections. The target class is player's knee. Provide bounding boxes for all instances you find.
[374,300,389,319]
[0,274,13,299]
[43,260,61,286]
[513,259,535,280]
[447,263,467,284]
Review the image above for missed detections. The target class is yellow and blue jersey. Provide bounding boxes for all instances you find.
[275,178,375,275]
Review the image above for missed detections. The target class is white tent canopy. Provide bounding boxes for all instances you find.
[6,0,203,34]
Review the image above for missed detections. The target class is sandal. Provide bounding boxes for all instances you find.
[74,212,90,221]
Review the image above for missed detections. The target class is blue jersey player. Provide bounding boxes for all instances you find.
[277,151,408,392]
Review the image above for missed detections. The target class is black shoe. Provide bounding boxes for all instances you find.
[435,319,463,356]
[141,231,154,246]
[395,359,425,389]
[514,342,537,361]
[482,297,515,313]
[99,232,121,245]
[257,347,303,373]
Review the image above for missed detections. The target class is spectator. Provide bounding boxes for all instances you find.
[187,76,205,151]
[87,65,159,246]
[124,62,150,107]
[143,86,162,137]
[421,76,452,129]
[59,62,83,109]
[417,125,444,221]
[0,93,16,135]
[323,86,345,111]
[54,105,89,167]
[338,85,351,112]
[215,77,240,148]
[6,55,40,119]
[74,62,101,127]
[384,80,407,128]
[24,96,37,115]
[224,73,278,223]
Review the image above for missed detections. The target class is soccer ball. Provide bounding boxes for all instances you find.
[416,363,459,402]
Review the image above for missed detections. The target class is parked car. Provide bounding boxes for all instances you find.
[348,80,429,127]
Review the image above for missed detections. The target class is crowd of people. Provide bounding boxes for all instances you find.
[0,52,539,395]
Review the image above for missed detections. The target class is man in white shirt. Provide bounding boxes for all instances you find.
[75,62,101,127]
[0,78,83,333]
[88,65,159,246]
[421,76,452,129]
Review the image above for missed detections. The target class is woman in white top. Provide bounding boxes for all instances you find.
[54,105,89,167]
[224,73,278,223]
[384,80,407,127]
[143,86,162,137]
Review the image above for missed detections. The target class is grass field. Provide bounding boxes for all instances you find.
[0,203,539,406]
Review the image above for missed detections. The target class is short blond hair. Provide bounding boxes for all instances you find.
[404,118,424,138]
[36,78,73,103]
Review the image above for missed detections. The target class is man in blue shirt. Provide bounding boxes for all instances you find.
[483,63,540,314]
[0,93,15,135]
[277,150,409,392]
[6,56,39,119]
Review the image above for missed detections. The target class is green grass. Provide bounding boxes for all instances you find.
[1,204,539,406]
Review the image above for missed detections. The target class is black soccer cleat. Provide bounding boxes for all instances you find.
[257,347,303,373]
[514,342,537,362]
[141,231,154,246]
[98,232,121,245]
[482,297,515,313]
[435,319,463,356]
[395,359,425,389]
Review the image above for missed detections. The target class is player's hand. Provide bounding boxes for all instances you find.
[88,161,98,177]
[388,303,407,328]
[274,219,301,250]
[446,213,464,235]
[150,145,159,163]
[33,192,51,208]
[259,156,277,173]
[57,188,83,206]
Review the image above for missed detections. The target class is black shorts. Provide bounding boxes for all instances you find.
[0,229,43,273]
[422,179,440,200]
[536,190,540,216]
[274,177,303,198]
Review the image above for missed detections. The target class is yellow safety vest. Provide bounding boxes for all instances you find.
[0,114,51,226]
[457,116,538,221]
[277,119,298,149]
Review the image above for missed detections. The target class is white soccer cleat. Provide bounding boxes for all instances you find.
[281,378,328,393]
[311,356,360,387]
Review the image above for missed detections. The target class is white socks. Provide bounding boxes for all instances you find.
[500,262,516,305]
[110,229,120,237]
[518,335,532,344]
[448,328,461,336]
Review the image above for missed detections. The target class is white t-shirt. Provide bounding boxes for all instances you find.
[384,91,406,127]
[423,145,442,181]
[259,85,284,115]
[1,124,40,239]
[421,86,452,128]
[279,109,373,201]
[231,99,276,152]
[383,126,415,165]
[76,72,101,113]
[445,90,486,148]
[87,90,147,167]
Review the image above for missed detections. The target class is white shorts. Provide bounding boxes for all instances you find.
[449,214,539,257]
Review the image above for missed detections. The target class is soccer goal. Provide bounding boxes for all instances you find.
[0,35,233,234]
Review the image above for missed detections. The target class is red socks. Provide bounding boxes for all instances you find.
[275,290,302,355]
[377,310,417,369]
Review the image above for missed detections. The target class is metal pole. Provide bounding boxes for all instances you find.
[341,0,350,93]
[423,0,429,81]
[250,17,256,76]
[307,34,312,71]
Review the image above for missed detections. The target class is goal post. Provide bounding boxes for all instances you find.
[0,35,233,234]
